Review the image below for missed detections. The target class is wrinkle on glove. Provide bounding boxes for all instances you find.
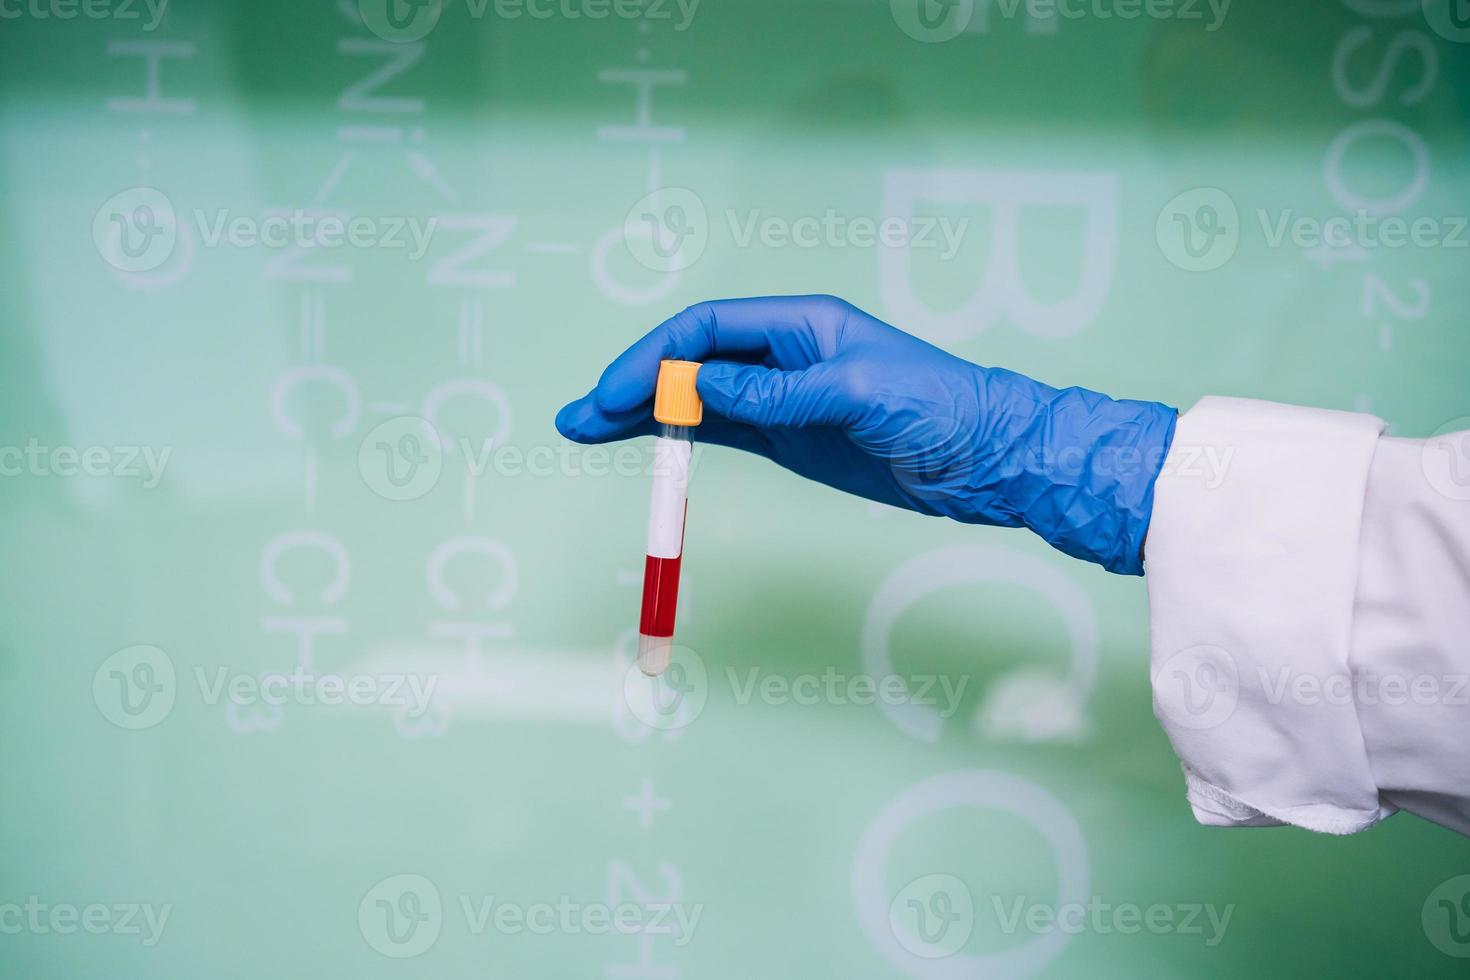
[964,374,1178,575]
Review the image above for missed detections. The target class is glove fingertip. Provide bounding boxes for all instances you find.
[556,396,614,444]
[554,400,586,442]
[694,361,736,410]
[595,336,670,413]
[592,378,630,413]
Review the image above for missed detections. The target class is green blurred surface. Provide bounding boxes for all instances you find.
[1,0,1469,976]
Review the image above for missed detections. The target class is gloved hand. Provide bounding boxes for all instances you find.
[556,295,1177,575]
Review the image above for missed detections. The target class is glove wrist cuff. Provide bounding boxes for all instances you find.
[979,381,1176,575]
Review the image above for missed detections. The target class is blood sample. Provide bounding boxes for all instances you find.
[637,359,702,676]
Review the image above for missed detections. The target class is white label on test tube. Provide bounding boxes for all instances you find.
[646,435,691,559]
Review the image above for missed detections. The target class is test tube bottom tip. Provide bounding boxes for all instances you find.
[637,633,672,677]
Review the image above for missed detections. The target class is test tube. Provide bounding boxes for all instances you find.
[637,359,702,676]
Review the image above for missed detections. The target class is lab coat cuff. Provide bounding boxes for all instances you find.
[1144,396,1394,835]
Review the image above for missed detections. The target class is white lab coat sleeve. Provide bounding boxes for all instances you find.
[1145,395,1470,837]
[1348,431,1470,834]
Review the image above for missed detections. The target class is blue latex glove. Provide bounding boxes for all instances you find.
[556,295,1177,575]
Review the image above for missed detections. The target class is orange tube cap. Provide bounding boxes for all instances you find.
[653,359,702,427]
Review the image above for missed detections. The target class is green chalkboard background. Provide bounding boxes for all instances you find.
[2,0,1469,976]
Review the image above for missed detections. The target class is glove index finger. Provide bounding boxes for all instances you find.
[591,308,699,415]
[697,360,860,428]
[593,296,835,414]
